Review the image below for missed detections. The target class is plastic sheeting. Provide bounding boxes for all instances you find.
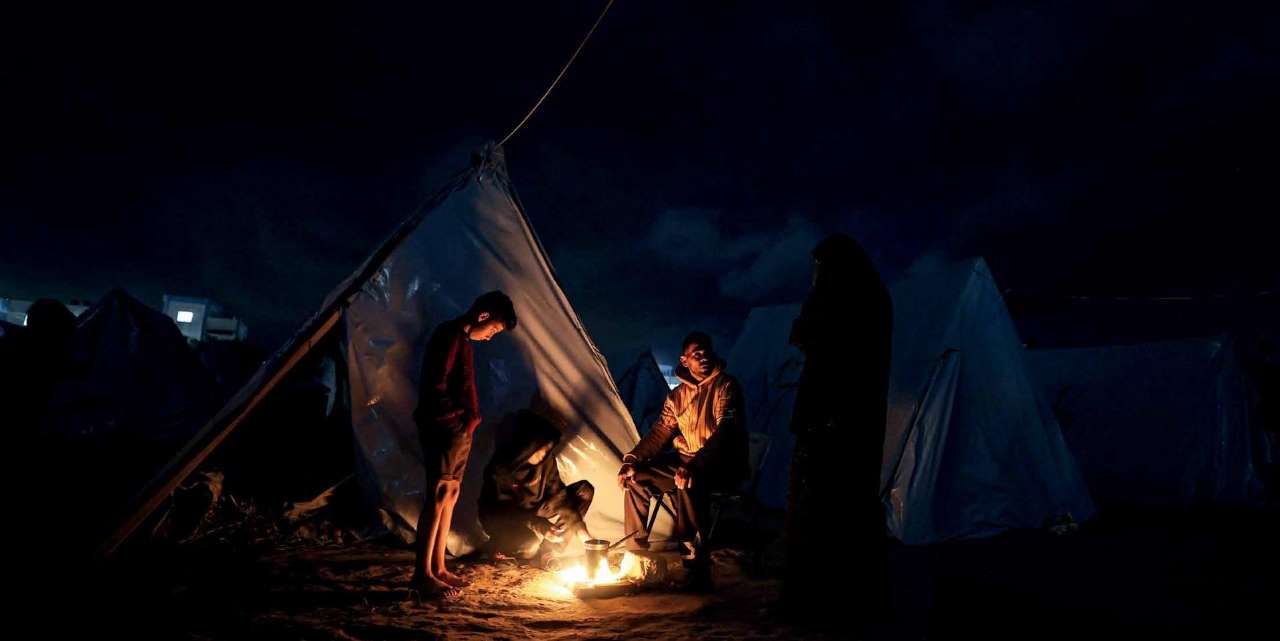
[882,259,1095,543]
[729,259,1095,544]
[610,349,671,437]
[726,305,804,509]
[1027,337,1262,507]
[345,146,666,554]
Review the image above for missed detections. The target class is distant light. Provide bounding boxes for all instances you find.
[658,363,680,389]
[176,311,195,323]
[21,314,28,327]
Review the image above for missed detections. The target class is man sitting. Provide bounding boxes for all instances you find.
[617,332,748,588]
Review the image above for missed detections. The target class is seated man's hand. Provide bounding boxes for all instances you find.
[617,463,636,490]
[674,466,694,490]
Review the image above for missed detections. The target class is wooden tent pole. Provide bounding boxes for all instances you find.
[98,309,342,558]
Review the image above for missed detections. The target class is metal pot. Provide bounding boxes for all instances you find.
[583,539,609,579]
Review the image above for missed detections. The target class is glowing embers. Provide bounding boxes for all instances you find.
[540,551,644,599]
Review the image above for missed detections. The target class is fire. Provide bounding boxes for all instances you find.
[538,551,642,598]
[556,551,639,587]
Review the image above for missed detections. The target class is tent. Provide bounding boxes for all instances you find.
[1027,337,1262,507]
[104,145,666,555]
[726,305,804,509]
[610,348,671,437]
[728,259,1095,544]
[38,289,220,548]
[882,258,1094,543]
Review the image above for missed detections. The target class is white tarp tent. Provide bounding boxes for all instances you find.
[882,258,1094,543]
[345,145,667,553]
[104,144,670,557]
[1027,337,1262,507]
[729,258,1095,544]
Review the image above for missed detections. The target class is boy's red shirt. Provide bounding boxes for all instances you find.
[414,319,481,434]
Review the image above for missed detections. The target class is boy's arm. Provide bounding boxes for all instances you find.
[418,328,467,424]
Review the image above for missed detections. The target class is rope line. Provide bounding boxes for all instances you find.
[498,0,617,147]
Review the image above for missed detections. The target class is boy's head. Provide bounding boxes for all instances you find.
[464,290,517,341]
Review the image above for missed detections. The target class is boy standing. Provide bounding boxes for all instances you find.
[411,291,517,596]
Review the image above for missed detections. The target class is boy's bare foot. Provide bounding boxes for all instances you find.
[409,574,459,599]
[438,571,470,588]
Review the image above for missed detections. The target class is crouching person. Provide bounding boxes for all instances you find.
[617,332,748,590]
[480,408,594,568]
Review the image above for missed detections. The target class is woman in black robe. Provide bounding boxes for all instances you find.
[783,234,893,619]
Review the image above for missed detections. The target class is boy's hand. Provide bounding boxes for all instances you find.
[617,463,636,489]
[465,412,482,432]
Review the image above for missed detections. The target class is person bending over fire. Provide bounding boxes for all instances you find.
[617,331,748,590]
[479,404,594,568]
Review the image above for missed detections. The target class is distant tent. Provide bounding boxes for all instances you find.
[41,289,219,547]
[729,259,1095,544]
[104,145,667,555]
[882,258,1094,543]
[726,305,804,509]
[1027,337,1262,507]
[610,349,670,436]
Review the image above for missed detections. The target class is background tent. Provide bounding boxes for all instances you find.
[41,289,219,549]
[728,259,1095,544]
[609,348,671,437]
[882,258,1094,543]
[1027,337,1263,507]
[105,145,670,556]
[726,305,804,509]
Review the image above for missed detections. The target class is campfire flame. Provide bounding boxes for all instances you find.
[543,551,641,597]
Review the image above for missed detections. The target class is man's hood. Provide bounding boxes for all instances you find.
[674,357,726,389]
[494,409,562,468]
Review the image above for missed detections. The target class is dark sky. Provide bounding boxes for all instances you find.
[4,1,1277,364]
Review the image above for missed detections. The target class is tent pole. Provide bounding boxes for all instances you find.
[98,309,343,558]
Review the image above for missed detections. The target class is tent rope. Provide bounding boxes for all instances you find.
[498,0,616,147]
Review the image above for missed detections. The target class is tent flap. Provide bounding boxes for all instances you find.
[345,145,664,554]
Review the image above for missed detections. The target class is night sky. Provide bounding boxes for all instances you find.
[5,1,1277,364]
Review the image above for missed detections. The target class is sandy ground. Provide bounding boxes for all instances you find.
[220,546,821,641]
[143,543,848,641]
[29,504,1274,641]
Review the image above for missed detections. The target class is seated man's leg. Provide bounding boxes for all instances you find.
[678,458,738,557]
[675,486,708,542]
[623,456,680,548]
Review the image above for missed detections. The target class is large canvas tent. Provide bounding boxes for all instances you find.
[728,259,1095,544]
[1027,337,1263,507]
[104,145,666,556]
[609,348,671,437]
